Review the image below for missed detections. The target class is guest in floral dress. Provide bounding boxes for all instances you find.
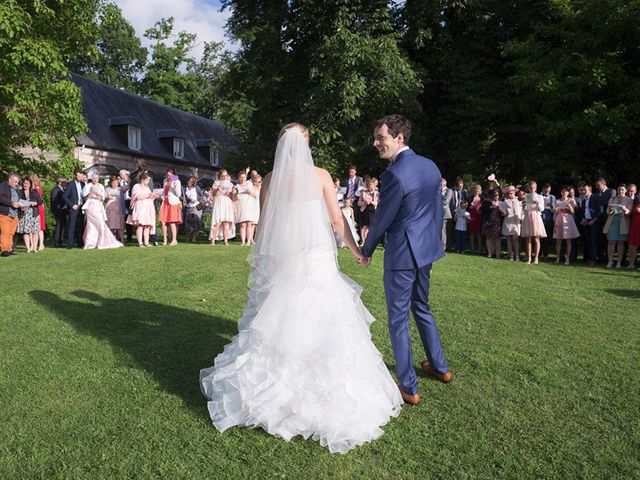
[183,176,205,242]
[468,184,483,254]
[16,177,42,253]
[481,188,502,258]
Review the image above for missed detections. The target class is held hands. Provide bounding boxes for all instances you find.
[12,202,20,209]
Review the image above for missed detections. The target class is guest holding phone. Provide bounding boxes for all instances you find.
[603,184,633,268]
[499,186,522,261]
[209,169,235,246]
[521,180,547,264]
[468,185,483,254]
[552,186,580,265]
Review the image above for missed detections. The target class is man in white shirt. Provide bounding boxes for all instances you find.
[62,168,86,248]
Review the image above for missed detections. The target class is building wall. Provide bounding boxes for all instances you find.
[18,146,220,185]
[76,147,219,184]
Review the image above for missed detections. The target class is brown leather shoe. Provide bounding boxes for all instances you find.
[397,383,420,405]
[421,360,452,383]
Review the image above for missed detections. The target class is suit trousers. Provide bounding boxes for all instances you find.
[53,212,66,247]
[67,209,85,247]
[0,214,18,253]
[583,224,599,262]
[384,265,448,396]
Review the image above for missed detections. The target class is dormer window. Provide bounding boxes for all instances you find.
[128,126,142,151]
[210,146,220,166]
[173,138,184,159]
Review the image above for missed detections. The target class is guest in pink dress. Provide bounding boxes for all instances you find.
[521,180,547,264]
[81,173,123,250]
[552,186,579,265]
[209,169,235,246]
[105,175,125,242]
[499,186,522,261]
[468,185,483,254]
[127,173,158,247]
[234,171,258,246]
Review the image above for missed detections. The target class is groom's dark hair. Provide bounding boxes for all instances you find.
[375,115,411,144]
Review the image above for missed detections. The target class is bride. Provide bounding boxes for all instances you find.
[200,123,402,454]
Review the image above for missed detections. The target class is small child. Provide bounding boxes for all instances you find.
[454,200,470,253]
[336,197,359,248]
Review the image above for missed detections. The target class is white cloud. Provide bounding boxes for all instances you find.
[112,0,234,61]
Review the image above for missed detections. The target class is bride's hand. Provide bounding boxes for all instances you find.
[354,249,364,264]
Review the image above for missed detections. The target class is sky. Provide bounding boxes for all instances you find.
[112,0,233,61]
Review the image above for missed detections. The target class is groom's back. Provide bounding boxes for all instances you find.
[383,149,444,270]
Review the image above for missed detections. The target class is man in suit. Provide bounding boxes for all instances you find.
[119,169,133,243]
[577,183,601,266]
[441,178,454,250]
[343,164,364,226]
[361,114,450,406]
[452,177,468,210]
[594,177,613,263]
[63,168,86,248]
[0,173,21,257]
[50,176,67,247]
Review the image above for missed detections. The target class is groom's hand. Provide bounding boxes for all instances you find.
[361,256,371,267]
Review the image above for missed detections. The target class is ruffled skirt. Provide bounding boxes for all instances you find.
[200,249,402,454]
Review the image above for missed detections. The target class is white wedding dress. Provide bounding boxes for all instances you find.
[200,128,402,454]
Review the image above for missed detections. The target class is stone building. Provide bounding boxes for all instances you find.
[28,73,235,187]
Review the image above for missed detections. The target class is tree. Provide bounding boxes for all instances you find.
[0,0,99,178]
[218,0,422,176]
[138,17,200,112]
[68,2,147,91]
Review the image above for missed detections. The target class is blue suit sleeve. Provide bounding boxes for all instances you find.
[362,171,403,258]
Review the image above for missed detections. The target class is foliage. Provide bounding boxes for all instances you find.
[68,2,147,91]
[0,0,99,179]
[218,0,422,176]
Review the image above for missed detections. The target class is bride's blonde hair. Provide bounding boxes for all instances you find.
[278,123,309,141]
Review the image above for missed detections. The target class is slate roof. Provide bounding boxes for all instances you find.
[71,73,235,168]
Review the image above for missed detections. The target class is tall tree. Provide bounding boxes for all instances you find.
[219,0,422,176]
[0,0,99,178]
[138,17,200,112]
[68,2,147,91]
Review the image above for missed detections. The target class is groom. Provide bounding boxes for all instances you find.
[361,115,451,406]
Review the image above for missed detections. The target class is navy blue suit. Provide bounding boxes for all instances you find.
[63,180,85,247]
[578,194,602,262]
[362,148,448,396]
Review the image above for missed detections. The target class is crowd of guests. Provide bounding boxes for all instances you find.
[441,176,640,269]
[1,165,638,271]
[0,166,264,256]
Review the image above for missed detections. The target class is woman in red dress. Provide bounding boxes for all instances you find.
[468,184,483,254]
[627,197,640,269]
[30,174,46,251]
[158,169,183,245]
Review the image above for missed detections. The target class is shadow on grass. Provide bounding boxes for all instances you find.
[605,288,640,299]
[29,289,237,417]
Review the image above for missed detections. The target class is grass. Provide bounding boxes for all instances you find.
[1,241,639,479]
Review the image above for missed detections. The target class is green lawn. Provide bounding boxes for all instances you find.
[1,242,639,479]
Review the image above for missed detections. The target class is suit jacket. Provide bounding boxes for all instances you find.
[0,182,17,216]
[63,180,86,210]
[362,148,445,270]
[50,185,66,216]
[577,194,601,224]
[343,175,363,198]
[442,187,454,220]
[17,188,43,217]
[451,188,468,211]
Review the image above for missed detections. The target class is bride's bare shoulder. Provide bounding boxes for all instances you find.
[314,166,331,183]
